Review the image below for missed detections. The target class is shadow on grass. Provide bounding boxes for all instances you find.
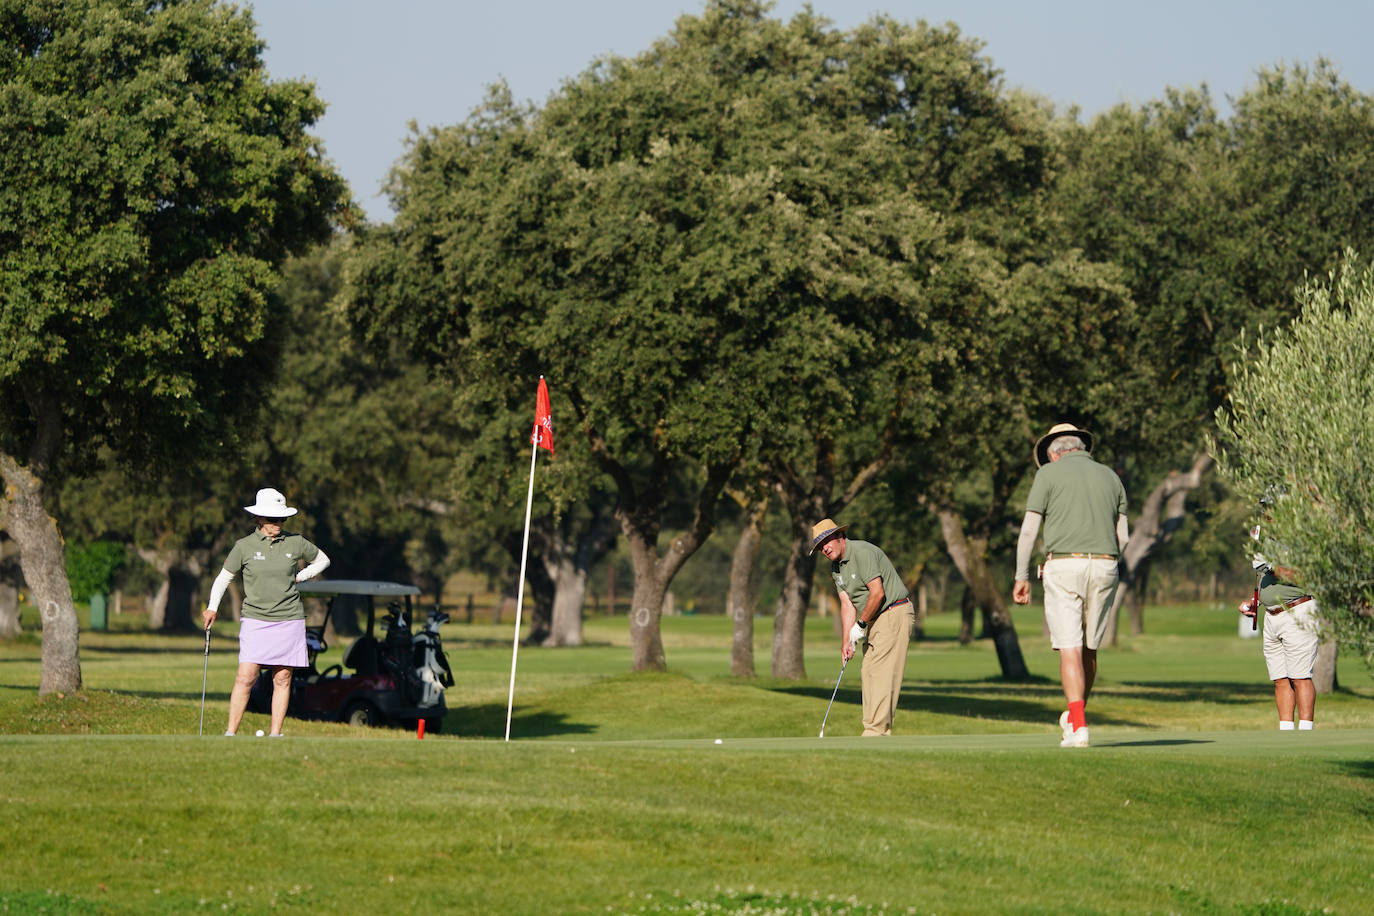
[1113,681,1274,703]
[445,702,597,739]
[1334,758,1374,781]
[770,682,1153,728]
[1105,738,1214,747]
[79,644,236,656]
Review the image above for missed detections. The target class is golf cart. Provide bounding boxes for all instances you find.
[246,580,454,731]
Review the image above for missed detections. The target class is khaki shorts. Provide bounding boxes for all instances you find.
[1042,556,1119,650]
[1262,598,1320,680]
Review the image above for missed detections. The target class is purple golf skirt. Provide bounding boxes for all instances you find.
[238,618,308,668]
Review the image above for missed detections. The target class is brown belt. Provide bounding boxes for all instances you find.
[1266,595,1313,614]
[1045,552,1117,561]
[868,597,910,623]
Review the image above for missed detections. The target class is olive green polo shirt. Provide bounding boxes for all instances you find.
[830,539,908,615]
[223,530,320,622]
[1256,564,1308,608]
[1024,451,1127,557]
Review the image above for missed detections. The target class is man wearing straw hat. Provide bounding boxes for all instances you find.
[812,518,915,736]
[1012,424,1129,748]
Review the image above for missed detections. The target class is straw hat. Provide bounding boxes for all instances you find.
[1034,423,1094,468]
[809,518,848,555]
[243,487,298,518]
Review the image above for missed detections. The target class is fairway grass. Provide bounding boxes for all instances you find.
[2,732,1371,914]
[2,603,1372,914]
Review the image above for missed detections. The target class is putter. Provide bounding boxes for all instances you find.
[198,623,212,736]
[818,653,851,738]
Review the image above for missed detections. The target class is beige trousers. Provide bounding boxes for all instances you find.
[860,602,916,736]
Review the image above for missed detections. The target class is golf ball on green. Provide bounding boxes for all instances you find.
[256,729,265,737]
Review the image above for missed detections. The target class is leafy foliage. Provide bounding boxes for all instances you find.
[63,539,123,598]
[0,0,352,466]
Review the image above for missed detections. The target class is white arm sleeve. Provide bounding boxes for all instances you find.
[207,568,234,613]
[1116,514,1130,552]
[1015,512,1042,581]
[295,547,330,583]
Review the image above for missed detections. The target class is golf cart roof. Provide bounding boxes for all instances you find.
[298,580,421,597]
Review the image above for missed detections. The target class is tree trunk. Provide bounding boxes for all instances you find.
[0,581,19,638]
[588,424,732,672]
[625,529,668,671]
[726,493,768,678]
[958,586,974,645]
[914,581,927,640]
[0,451,81,693]
[520,544,556,646]
[1313,637,1338,694]
[541,509,618,648]
[1127,580,1146,636]
[770,526,814,680]
[544,555,587,648]
[619,470,732,672]
[1105,452,1213,641]
[934,504,1029,679]
[0,532,22,638]
[164,559,204,633]
[146,578,169,630]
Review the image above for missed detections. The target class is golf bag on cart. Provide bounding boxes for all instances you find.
[378,602,454,708]
[412,609,455,706]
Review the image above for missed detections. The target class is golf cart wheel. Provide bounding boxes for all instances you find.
[343,700,383,728]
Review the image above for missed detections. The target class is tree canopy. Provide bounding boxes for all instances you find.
[0,0,350,690]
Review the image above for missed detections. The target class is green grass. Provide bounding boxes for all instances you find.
[1,603,1372,914]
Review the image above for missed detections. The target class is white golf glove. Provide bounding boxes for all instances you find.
[849,622,866,646]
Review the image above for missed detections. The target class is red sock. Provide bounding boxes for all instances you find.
[1068,700,1086,731]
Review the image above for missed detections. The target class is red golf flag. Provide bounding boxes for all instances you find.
[532,377,554,457]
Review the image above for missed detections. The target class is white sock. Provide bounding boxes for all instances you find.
[1298,720,1313,730]
[1278,721,1295,730]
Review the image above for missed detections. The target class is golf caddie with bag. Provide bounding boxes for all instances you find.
[1012,423,1129,748]
[813,518,915,737]
[201,488,330,737]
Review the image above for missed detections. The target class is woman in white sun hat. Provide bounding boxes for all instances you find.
[201,488,330,737]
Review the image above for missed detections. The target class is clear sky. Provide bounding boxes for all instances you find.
[247,0,1373,224]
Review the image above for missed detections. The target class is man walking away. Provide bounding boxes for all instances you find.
[1012,424,1129,748]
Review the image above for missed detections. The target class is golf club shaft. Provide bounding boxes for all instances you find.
[818,653,850,737]
[198,624,211,736]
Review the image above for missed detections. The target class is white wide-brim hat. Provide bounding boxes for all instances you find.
[243,487,298,518]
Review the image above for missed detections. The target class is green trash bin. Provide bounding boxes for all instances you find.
[89,593,108,631]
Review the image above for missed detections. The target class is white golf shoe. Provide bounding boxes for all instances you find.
[1060,726,1090,748]
[1058,710,1072,742]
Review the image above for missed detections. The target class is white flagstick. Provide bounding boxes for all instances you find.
[504,427,542,741]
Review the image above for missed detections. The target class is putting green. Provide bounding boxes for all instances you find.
[581,725,1374,754]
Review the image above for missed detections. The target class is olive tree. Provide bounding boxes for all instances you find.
[1213,252,1374,671]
